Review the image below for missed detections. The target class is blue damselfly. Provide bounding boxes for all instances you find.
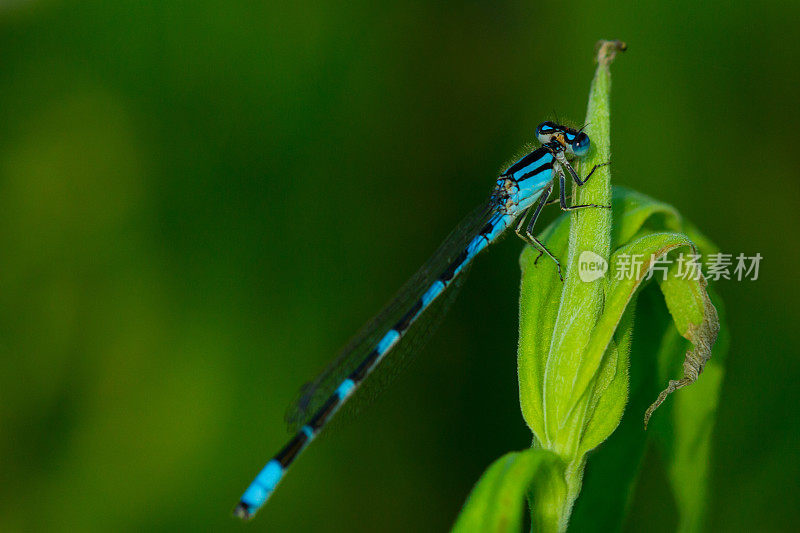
[234,121,608,519]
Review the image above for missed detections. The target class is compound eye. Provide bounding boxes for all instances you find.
[536,121,557,143]
[570,132,590,157]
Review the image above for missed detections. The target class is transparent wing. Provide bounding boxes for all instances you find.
[285,201,502,432]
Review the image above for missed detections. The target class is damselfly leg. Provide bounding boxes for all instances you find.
[554,161,612,211]
[543,161,610,207]
[514,183,565,280]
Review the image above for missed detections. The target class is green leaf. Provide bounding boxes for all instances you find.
[567,202,729,532]
[648,287,729,532]
[643,254,720,426]
[519,216,724,531]
[564,232,695,449]
[451,449,566,533]
[519,186,689,453]
[610,187,682,245]
[541,40,620,456]
[577,304,633,456]
[568,284,675,532]
[518,219,571,445]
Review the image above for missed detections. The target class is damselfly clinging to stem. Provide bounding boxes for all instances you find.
[234,121,610,520]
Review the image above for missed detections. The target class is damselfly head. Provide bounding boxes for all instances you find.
[536,121,591,158]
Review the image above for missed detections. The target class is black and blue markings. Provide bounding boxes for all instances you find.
[234,121,603,520]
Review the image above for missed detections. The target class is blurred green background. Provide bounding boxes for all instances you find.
[0,1,797,531]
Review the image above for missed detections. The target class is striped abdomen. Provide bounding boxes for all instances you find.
[234,209,514,519]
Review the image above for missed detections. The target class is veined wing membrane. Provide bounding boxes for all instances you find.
[285,201,501,433]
